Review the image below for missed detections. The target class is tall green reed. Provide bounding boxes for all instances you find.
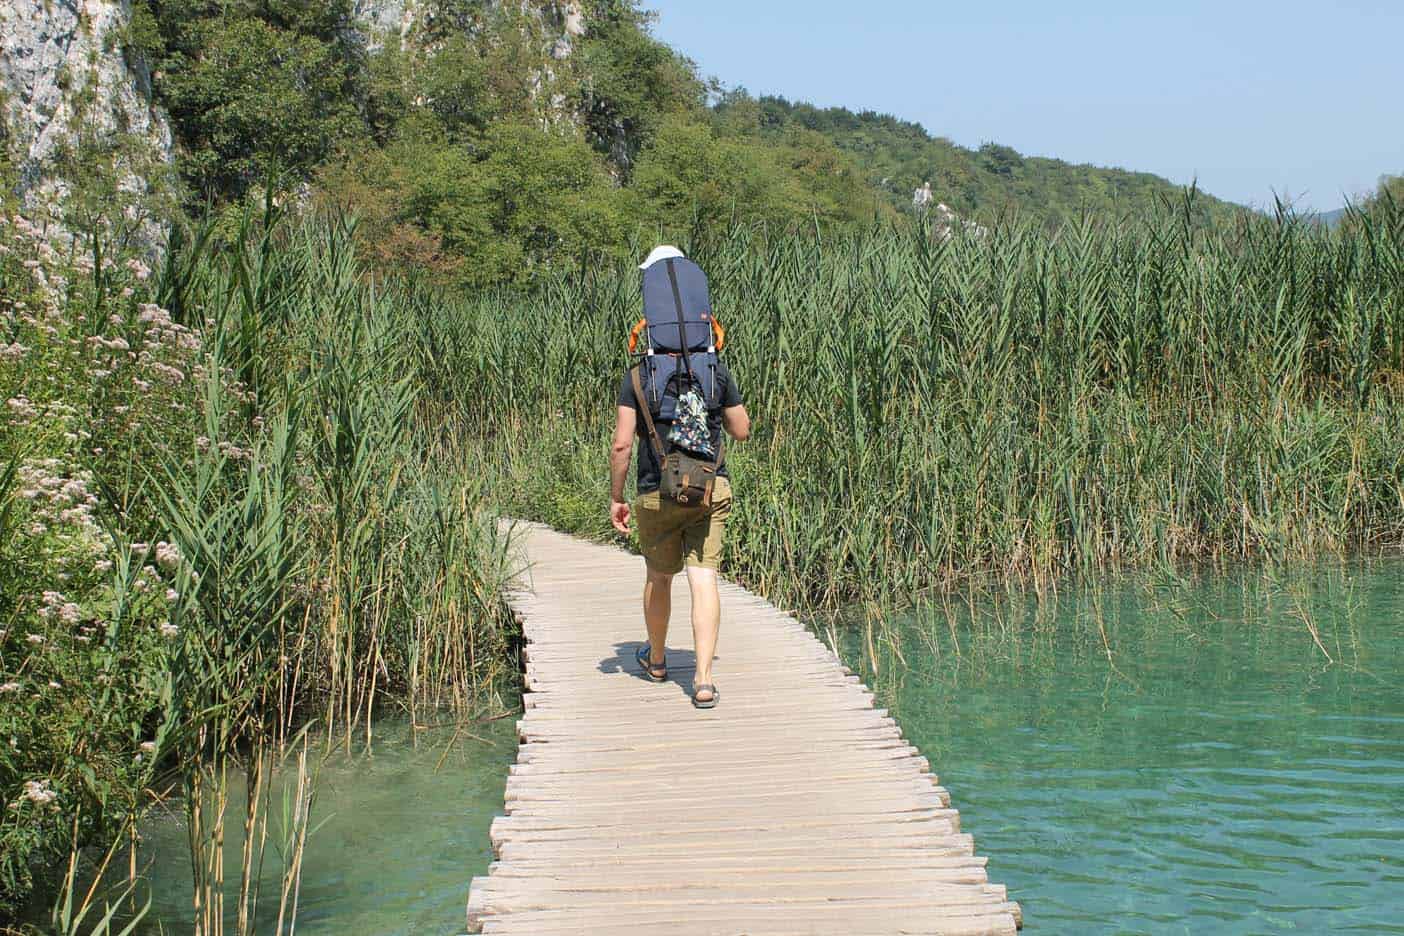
[440,196,1404,616]
[119,206,521,931]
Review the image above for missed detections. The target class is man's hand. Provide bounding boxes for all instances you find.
[610,499,631,535]
[609,405,636,536]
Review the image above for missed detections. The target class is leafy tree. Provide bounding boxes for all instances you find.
[322,124,628,287]
[629,117,733,226]
[124,0,1246,284]
[771,128,890,226]
[365,42,415,145]
[727,92,1241,226]
[979,142,1023,177]
[711,88,765,139]
[1365,174,1404,208]
[630,117,881,233]
[574,4,706,173]
[142,0,367,200]
[477,123,628,274]
[417,37,495,140]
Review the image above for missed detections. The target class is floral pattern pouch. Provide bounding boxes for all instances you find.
[666,385,715,459]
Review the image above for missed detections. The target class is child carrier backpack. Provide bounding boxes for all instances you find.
[628,257,728,507]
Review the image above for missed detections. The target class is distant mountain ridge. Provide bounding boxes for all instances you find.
[718,93,1244,227]
[1315,207,1348,228]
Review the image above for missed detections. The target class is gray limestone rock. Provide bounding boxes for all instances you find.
[353,0,415,51]
[0,0,174,246]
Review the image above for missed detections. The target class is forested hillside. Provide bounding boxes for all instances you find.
[725,94,1243,226]
[90,0,1244,283]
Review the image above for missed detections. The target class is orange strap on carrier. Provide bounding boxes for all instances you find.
[628,315,726,353]
[628,317,646,354]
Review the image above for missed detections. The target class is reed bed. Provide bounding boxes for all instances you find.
[441,195,1404,613]
[1,205,518,931]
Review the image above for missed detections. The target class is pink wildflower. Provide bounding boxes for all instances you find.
[22,780,56,806]
[155,542,181,570]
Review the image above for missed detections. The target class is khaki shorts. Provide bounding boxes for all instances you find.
[634,476,732,574]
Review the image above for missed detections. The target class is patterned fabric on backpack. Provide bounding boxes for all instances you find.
[667,384,715,458]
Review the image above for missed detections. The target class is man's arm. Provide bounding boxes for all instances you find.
[719,364,750,441]
[609,405,637,534]
[722,404,751,441]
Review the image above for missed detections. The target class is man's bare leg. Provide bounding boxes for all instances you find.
[685,565,720,701]
[643,567,672,667]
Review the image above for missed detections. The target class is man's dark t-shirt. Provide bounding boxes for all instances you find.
[618,362,742,494]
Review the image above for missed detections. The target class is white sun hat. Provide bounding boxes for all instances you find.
[638,245,685,270]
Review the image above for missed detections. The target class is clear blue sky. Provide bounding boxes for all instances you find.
[644,1,1403,212]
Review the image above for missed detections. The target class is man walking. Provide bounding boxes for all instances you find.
[608,246,750,709]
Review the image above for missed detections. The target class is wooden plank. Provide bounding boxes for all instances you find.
[485,854,989,875]
[467,522,1019,935]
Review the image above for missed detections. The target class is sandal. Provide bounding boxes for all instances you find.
[635,644,667,682]
[691,683,719,709]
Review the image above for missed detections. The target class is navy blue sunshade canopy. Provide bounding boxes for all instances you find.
[641,258,713,352]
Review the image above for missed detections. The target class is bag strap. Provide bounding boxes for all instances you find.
[665,259,699,387]
[664,257,721,409]
[631,365,667,463]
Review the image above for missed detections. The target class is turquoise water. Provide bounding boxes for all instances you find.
[842,562,1404,934]
[140,713,518,934]
[141,563,1403,934]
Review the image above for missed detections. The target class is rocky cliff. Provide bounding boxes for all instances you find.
[353,0,417,50]
[0,0,591,243]
[1,0,174,242]
[352,0,592,139]
[353,0,585,55]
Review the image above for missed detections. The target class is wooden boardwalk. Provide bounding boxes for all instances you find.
[467,522,1021,935]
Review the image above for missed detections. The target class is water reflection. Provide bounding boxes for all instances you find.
[843,561,1404,934]
[141,711,518,935]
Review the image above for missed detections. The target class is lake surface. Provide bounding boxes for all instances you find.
[140,713,518,935]
[841,561,1404,934]
[143,561,1403,934]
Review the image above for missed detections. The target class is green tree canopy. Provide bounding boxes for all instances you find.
[143,0,366,200]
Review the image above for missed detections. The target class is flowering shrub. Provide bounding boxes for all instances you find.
[2,207,521,927]
[0,210,203,914]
